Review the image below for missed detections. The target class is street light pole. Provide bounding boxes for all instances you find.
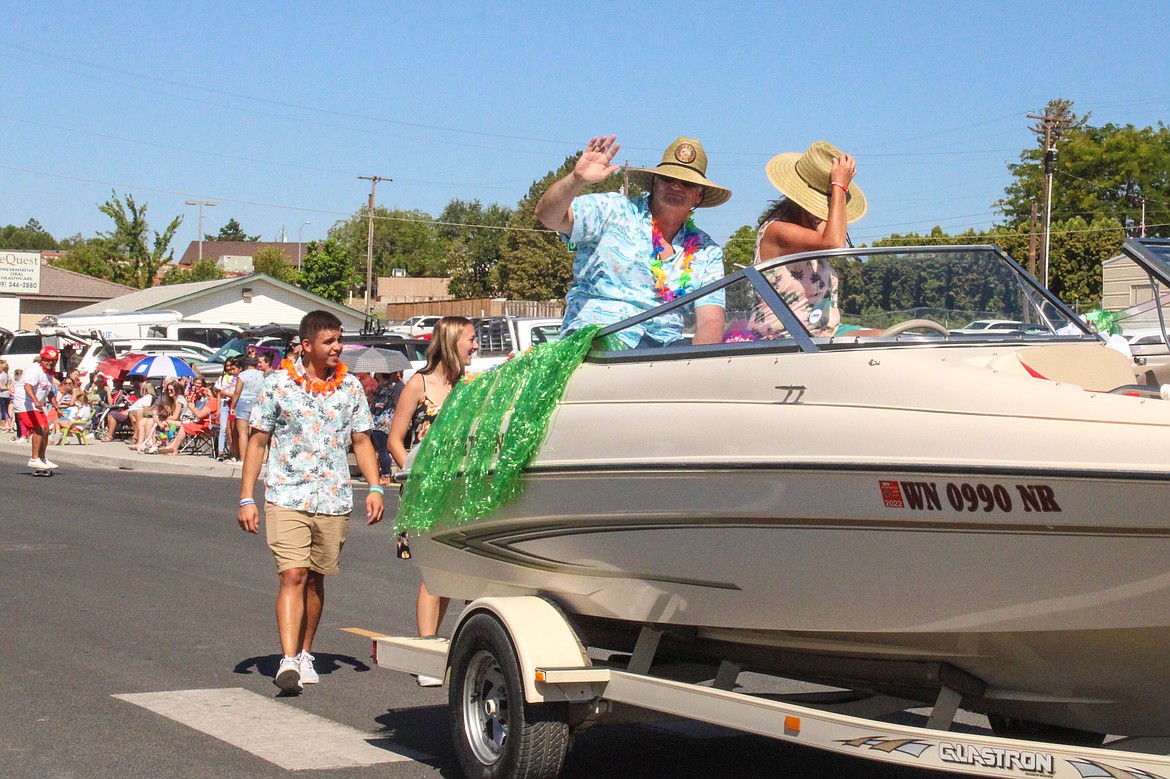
[358,175,391,315]
[184,200,217,262]
[297,220,311,269]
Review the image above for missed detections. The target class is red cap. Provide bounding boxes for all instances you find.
[39,346,60,362]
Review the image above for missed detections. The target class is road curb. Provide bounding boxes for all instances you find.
[0,438,243,479]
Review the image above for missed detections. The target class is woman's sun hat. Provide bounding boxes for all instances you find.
[627,136,732,208]
[765,141,867,223]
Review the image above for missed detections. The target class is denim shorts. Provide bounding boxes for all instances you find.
[235,396,257,419]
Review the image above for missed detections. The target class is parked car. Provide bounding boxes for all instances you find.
[385,315,442,339]
[194,334,289,379]
[109,339,216,360]
[1126,329,1170,385]
[948,319,1024,335]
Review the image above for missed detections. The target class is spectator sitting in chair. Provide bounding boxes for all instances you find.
[53,394,93,445]
[158,393,218,456]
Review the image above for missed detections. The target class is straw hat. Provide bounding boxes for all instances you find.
[765,141,867,223]
[626,137,732,208]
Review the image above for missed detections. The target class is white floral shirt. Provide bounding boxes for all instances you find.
[250,368,372,515]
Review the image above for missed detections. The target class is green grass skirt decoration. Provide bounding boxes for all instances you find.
[394,325,601,533]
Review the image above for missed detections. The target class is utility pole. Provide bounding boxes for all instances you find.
[1027,113,1059,288]
[358,175,391,315]
[1027,104,1084,289]
[1027,202,1038,279]
[184,200,217,262]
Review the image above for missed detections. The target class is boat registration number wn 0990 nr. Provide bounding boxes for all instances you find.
[879,480,1062,514]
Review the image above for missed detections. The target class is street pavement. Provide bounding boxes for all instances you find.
[0,448,962,778]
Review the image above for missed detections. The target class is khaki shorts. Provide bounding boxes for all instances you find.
[265,503,350,575]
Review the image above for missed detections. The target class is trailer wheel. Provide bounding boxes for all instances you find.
[449,613,569,779]
[987,714,1106,746]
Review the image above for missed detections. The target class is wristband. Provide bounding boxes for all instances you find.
[239,498,256,507]
[831,181,849,194]
[369,485,385,496]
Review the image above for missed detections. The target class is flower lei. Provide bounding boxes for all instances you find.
[650,215,700,302]
[282,358,348,396]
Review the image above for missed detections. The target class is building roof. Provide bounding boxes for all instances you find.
[66,272,364,322]
[178,241,305,267]
[37,263,137,301]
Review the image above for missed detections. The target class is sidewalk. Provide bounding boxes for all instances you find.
[0,433,245,479]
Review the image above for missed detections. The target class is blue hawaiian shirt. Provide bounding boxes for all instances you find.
[561,193,725,347]
[249,370,373,516]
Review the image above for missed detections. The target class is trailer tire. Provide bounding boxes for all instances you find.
[449,613,569,779]
[987,714,1106,746]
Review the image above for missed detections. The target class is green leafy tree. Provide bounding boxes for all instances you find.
[496,154,631,300]
[1000,119,1169,237]
[298,238,352,303]
[328,207,446,280]
[723,224,756,276]
[96,190,184,288]
[161,258,225,285]
[206,218,259,241]
[252,246,299,284]
[439,199,513,298]
[0,219,59,250]
[51,236,120,280]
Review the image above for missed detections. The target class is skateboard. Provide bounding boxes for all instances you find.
[32,468,54,477]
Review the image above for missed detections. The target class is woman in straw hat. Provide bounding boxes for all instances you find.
[753,141,867,337]
[535,134,732,347]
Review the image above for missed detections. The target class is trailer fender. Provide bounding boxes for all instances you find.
[452,596,593,704]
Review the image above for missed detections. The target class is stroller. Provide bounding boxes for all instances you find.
[92,389,134,442]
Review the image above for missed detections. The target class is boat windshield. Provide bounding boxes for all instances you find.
[597,246,1090,354]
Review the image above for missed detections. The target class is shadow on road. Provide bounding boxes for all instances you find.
[231,652,372,680]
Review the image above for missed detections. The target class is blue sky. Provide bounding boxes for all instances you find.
[3,1,1168,255]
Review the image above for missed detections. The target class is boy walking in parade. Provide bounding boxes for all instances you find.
[237,310,384,693]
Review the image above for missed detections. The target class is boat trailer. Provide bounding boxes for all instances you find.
[349,596,1170,779]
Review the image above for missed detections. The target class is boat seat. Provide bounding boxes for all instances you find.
[985,343,1136,392]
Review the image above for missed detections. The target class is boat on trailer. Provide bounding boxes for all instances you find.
[373,238,1170,778]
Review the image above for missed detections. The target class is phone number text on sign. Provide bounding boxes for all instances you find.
[0,251,42,294]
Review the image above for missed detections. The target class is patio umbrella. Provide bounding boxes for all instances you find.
[126,354,198,379]
[339,346,413,374]
[96,353,148,380]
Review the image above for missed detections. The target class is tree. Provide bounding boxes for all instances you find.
[439,199,513,298]
[252,246,299,284]
[723,224,757,276]
[206,218,259,242]
[161,258,226,285]
[51,237,120,280]
[0,219,59,250]
[96,190,184,288]
[298,238,352,303]
[328,207,447,280]
[1000,120,1170,236]
[496,153,631,300]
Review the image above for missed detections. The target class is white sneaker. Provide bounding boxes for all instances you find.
[274,656,302,693]
[297,651,319,684]
[41,458,58,469]
[416,674,443,687]
[28,458,42,468]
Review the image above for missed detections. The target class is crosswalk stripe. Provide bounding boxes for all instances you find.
[114,687,427,770]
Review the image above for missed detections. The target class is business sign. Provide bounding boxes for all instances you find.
[0,251,42,295]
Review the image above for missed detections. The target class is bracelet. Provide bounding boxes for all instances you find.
[239,498,256,507]
[831,181,849,194]
[369,485,385,495]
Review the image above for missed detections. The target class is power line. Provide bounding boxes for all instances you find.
[0,163,558,235]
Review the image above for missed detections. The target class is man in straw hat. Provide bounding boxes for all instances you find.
[536,134,732,347]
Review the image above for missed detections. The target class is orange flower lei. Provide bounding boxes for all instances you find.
[282,358,348,395]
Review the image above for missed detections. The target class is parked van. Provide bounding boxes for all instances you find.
[141,322,242,348]
[39,312,242,347]
[40,310,185,340]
